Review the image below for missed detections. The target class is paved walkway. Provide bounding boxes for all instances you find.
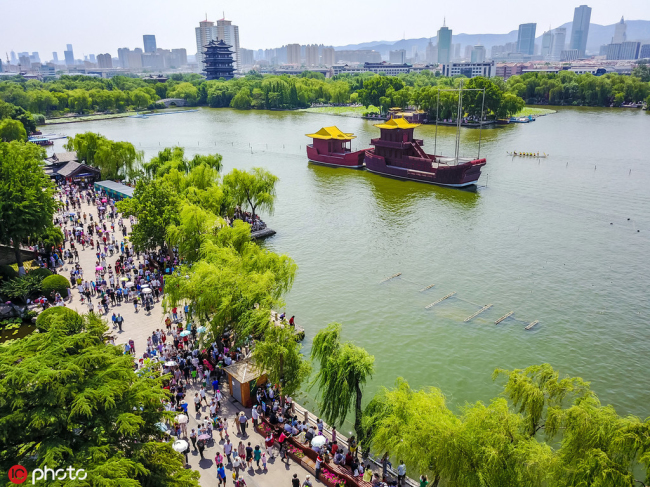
[57,191,321,487]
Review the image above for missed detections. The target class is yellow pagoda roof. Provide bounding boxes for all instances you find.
[306,126,356,140]
[374,118,421,130]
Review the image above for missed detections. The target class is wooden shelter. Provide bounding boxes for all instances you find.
[223,358,267,408]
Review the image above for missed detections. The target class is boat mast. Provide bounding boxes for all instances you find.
[455,80,463,163]
[477,88,485,159]
[434,90,440,156]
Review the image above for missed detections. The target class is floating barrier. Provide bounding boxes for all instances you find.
[495,311,514,325]
[525,320,539,330]
[464,304,493,322]
[419,284,436,292]
[380,273,402,283]
[425,292,456,309]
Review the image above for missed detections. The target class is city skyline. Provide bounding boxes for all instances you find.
[1,0,649,58]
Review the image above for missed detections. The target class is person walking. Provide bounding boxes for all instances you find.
[224,438,233,464]
[189,429,197,450]
[232,455,242,479]
[239,412,248,437]
[197,438,206,459]
[264,433,275,458]
[315,455,323,481]
[397,460,406,486]
[253,445,261,469]
[292,474,300,487]
[245,442,253,468]
[194,393,201,413]
[217,463,226,486]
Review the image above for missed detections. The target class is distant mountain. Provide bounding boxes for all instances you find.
[334,20,650,57]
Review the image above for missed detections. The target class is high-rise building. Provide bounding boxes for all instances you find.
[517,23,537,55]
[464,45,473,60]
[425,39,436,63]
[52,52,59,63]
[217,17,241,72]
[561,49,580,61]
[18,55,31,68]
[240,48,255,66]
[129,48,143,69]
[89,54,96,63]
[143,35,157,53]
[541,29,553,59]
[569,5,592,57]
[64,44,74,65]
[389,49,406,64]
[171,49,188,67]
[453,43,461,61]
[640,44,650,59]
[97,53,113,68]
[195,20,218,69]
[437,21,452,64]
[10,51,17,64]
[305,44,319,66]
[117,48,130,68]
[286,44,301,64]
[607,41,640,60]
[552,28,567,60]
[470,45,486,63]
[30,52,40,63]
[322,47,335,66]
[612,17,627,44]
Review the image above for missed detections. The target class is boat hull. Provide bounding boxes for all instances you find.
[364,152,485,187]
[306,144,366,168]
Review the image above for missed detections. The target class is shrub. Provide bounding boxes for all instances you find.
[41,274,71,300]
[28,268,53,279]
[35,306,83,332]
[0,274,43,303]
[0,265,18,282]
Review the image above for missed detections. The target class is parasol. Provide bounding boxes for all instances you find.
[125,282,135,288]
[172,439,188,452]
[197,326,207,333]
[165,361,177,367]
[120,277,128,281]
[311,435,327,448]
[180,330,192,337]
[142,288,152,294]
[175,414,188,424]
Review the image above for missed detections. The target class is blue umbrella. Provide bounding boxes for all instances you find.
[197,326,207,333]
[180,330,191,337]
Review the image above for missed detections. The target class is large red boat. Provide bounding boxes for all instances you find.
[306,126,366,168]
[364,118,486,187]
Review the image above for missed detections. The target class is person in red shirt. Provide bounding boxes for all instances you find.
[331,441,339,455]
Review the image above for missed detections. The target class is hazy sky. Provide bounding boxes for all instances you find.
[2,0,649,59]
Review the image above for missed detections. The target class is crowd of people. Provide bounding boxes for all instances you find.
[31,180,417,487]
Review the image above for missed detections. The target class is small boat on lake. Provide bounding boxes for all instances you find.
[507,151,548,158]
[305,126,367,168]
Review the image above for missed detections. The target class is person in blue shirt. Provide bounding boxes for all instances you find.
[212,379,219,393]
[217,464,226,485]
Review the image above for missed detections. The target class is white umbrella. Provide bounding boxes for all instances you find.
[141,284,150,289]
[172,439,188,452]
[311,435,327,448]
[175,414,188,424]
[142,288,152,294]
[125,282,134,288]
[165,361,177,367]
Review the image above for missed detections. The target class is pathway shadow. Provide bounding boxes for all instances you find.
[198,459,214,470]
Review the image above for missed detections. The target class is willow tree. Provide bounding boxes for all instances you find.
[364,378,554,487]
[252,325,311,397]
[493,363,594,438]
[163,233,297,343]
[310,323,375,447]
[223,167,278,222]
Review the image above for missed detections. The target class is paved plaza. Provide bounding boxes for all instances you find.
[58,192,322,487]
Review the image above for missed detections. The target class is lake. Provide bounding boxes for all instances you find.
[47,106,650,419]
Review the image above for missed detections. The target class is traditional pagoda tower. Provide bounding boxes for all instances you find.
[203,39,234,80]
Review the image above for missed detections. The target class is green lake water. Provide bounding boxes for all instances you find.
[48,106,650,419]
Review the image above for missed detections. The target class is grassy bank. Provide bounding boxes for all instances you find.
[300,105,380,118]
[45,112,135,125]
[515,107,557,117]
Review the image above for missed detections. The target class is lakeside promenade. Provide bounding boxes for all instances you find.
[56,193,333,487]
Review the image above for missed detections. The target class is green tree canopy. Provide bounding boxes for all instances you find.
[0,311,200,486]
[0,141,58,273]
[310,323,375,446]
[223,167,278,223]
[0,118,27,142]
[252,324,311,397]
